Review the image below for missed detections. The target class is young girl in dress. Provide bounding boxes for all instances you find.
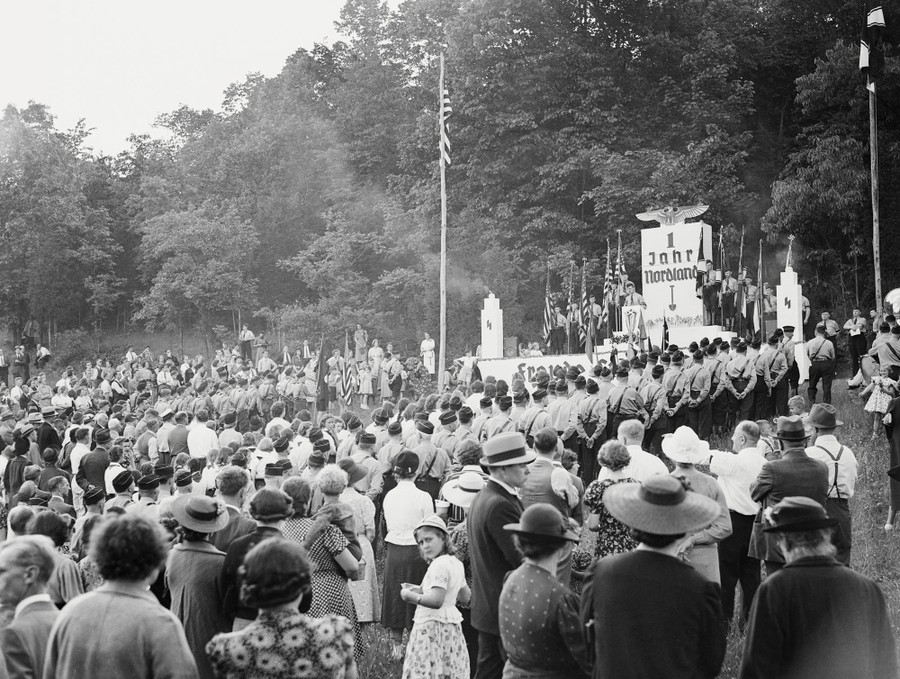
[400,515,470,679]
[861,365,898,437]
[357,362,373,410]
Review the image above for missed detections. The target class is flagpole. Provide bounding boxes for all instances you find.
[616,229,623,333]
[758,239,764,340]
[437,54,448,393]
[870,83,883,315]
[583,257,593,364]
[567,260,575,354]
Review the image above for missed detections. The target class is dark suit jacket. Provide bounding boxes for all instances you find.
[581,550,725,679]
[749,449,829,561]
[211,506,256,552]
[467,479,523,635]
[221,526,281,623]
[741,556,898,679]
[48,496,76,519]
[0,599,59,679]
[36,422,61,453]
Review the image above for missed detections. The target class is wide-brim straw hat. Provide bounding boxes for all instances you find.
[604,474,720,535]
[482,432,536,467]
[442,471,486,509]
[661,426,710,465]
[171,494,230,533]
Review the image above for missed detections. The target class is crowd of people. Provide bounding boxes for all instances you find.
[0,319,895,679]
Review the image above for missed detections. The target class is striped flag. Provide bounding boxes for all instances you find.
[860,2,888,90]
[440,84,452,165]
[341,330,354,405]
[542,262,553,344]
[579,262,589,346]
[602,239,614,325]
[616,231,626,292]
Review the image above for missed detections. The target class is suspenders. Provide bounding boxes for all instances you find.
[815,444,844,499]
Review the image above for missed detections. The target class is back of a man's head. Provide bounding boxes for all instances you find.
[617,419,645,445]
[0,535,56,594]
[217,465,249,498]
[735,420,760,447]
[533,428,558,455]
[7,506,36,537]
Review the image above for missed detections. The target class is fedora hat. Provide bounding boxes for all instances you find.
[661,427,710,465]
[804,403,843,429]
[442,471,486,509]
[337,458,367,486]
[763,497,838,533]
[775,415,809,441]
[604,474,721,535]
[481,432,536,467]
[171,495,230,533]
[504,503,579,542]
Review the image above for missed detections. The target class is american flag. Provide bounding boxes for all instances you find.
[542,262,553,343]
[440,86,452,165]
[342,330,354,405]
[616,231,626,291]
[601,239,613,325]
[579,262,589,346]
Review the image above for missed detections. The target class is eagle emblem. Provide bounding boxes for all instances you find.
[635,205,709,226]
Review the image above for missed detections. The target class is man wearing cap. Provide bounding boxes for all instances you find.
[780,326,800,397]
[754,336,788,420]
[663,352,690,433]
[154,464,176,513]
[807,325,836,404]
[749,416,829,573]
[0,535,60,679]
[724,343,756,428]
[456,406,478,444]
[433,411,460,460]
[683,351,712,438]
[639,366,669,457]
[868,324,900,381]
[156,408,176,465]
[517,389,551,446]
[740,497,897,679]
[126,475,161,521]
[36,406,61,453]
[410,421,452,500]
[581,474,725,678]
[484,395,515,441]
[548,381,577,452]
[571,380,605,485]
[472,397,494,443]
[107,471,136,511]
[468,432,535,679]
[707,420,766,630]
[804,404,857,565]
[352,432,385,501]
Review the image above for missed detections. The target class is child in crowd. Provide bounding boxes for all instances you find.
[357,362,373,410]
[861,365,898,437]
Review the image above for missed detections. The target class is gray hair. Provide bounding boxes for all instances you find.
[617,419,645,444]
[0,535,56,585]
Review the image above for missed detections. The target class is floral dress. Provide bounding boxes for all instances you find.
[865,376,897,414]
[206,610,354,679]
[584,477,637,558]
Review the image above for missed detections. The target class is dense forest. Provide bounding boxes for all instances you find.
[0,0,897,356]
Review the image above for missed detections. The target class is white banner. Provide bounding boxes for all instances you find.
[640,221,712,346]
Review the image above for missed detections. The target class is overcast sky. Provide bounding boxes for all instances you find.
[1,1,346,155]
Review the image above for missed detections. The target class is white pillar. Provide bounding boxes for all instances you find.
[481,294,504,359]
[777,267,809,383]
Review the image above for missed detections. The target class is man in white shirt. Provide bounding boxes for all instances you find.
[844,308,868,380]
[804,404,857,565]
[68,427,92,512]
[707,420,766,630]
[602,418,667,482]
[187,409,218,460]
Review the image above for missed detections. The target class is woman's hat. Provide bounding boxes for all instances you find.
[775,415,808,441]
[442,471,486,509]
[482,432,536,467]
[604,474,721,535]
[763,497,838,533]
[171,495,230,533]
[394,451,419,476]
[661,426,710,465]
[337,458,367,486]
[249,488,294,522]
[804,403,843,429]
[414,514,449,536]
[504,503,579,542]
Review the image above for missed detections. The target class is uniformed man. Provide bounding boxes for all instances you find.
[509,390,529,427]
[781,326,799,397]
[807,325,836,404]
[843,308,868,379]
[696,260,720,325]
[411,422,452,499]
[125,475,160,521]
[743,274,759,339]
[684,350,712,438]
[548,380,577,450]
[754,336,789,419]
[606,367,645,440]
[574,379,607,485]
[456,406,477,445]
[663,351,689,432]
[640,365,668,456]
[518,388,552,446]
[724,342,757,426]
[801,292,812,340]
[818,311,840,344]
[588,295,604,346]
[550,305,567,355]
[471,396,494,442]
[432,411,460,461]
[483,395,515,439]
[720,269,738,331]
[570,374,588,410]
[707,343,728,436]
[621,281,647,309]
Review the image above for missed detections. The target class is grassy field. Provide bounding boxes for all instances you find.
[356,381,900,678]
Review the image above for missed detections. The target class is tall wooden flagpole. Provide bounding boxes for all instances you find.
[870,86,883,314]
[437,54,449,392]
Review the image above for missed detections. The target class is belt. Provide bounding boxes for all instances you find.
[812,358,833,362]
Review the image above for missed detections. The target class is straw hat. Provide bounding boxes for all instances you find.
[661,427,710,465]
[442,472,486,509]
[481,432,536,467]
[604,474,720,535]
[171,495,230,533]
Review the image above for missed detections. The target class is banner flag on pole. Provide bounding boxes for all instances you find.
[342,330,354,405]
[440,81,452,165]
[542,261,553,344]
[579,261,588,346]
[757,239,765,338]
[602,239,613,326]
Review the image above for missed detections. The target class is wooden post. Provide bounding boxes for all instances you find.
[870,87,883,314]
[437,54,448,393]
